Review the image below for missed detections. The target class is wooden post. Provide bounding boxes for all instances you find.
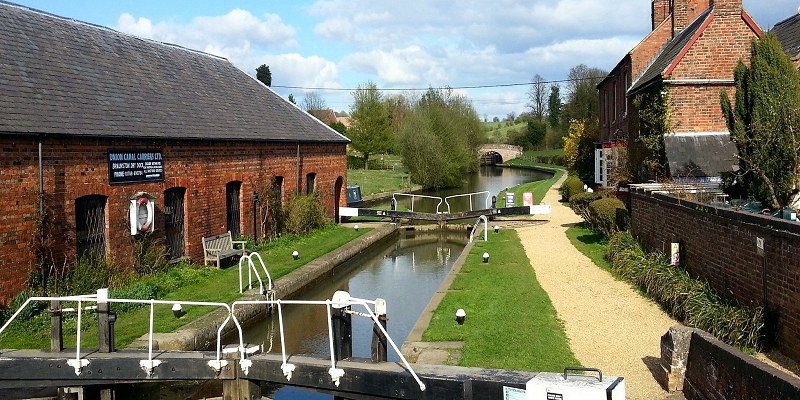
[332,306,352,361]
[371,298,388,362]
[97,288,112,353]
[50,297,63,352]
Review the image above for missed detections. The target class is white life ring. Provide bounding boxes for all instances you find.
[136,197,154,233]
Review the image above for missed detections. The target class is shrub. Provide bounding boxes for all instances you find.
[285,193,330,235]
[569,191,604,226]
[607,232,763,349]
[559,176,584,202]
[67,256,117,295]
[588,197,629,238]
[131,234,168,275]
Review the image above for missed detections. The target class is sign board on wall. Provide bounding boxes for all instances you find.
[108,150,165,184]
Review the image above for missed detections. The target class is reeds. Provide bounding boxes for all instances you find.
[607,231,764,350]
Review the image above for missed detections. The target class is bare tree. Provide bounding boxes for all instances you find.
[302,91,327,112]
[527,74,548,121]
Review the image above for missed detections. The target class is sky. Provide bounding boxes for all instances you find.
[7,0,798,119]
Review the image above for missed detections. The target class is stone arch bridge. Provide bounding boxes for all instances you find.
[478,144,523,165]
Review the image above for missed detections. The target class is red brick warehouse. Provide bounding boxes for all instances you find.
[0,3,349,303]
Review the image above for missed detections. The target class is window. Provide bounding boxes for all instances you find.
[76,195,106,259]
[226,181,241,238]
[624,72,629,116]
[613,80,617,121]
[306,173,316,194]
[164,187,185,260]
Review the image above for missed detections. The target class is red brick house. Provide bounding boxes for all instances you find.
[596,0,761,186]
[0,4,349,302]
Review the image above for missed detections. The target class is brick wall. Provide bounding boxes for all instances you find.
[0,136,347,303]
[631,188,800,362]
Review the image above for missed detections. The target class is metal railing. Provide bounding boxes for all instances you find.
[469,215,488,243]
[0,290,244,376]
[391,193,442,213]
[239,252,274,295]
[444,191,491,214]
[0,289,426,391]
[231,291,425,391]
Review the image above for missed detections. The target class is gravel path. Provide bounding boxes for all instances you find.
[515,174,676,400]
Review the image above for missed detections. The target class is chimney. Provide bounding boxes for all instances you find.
[712,0,742,16]
[673,0,711,34]
[652,0,670,30]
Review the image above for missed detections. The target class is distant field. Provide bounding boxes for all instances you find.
[482,121,527,143]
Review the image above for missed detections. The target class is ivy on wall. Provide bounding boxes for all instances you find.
[632,84,672,182]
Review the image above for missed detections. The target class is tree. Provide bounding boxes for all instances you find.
[349,81,393,169]
[721,33,800,210]
[303,92,327,112]
[329,121,347,135]
[397,88,484,188]
[287,94,296,104]
[548,84,562,129]
[526,119,547,149]
[562,64,607,124]
[256,64,272,87]
[563,119,599,179]
[527,74,548,121]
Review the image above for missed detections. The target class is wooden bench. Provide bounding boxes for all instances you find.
[202,231,246,268]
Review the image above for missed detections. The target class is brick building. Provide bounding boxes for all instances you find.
[596,0,761,186]
[0,4,349,302]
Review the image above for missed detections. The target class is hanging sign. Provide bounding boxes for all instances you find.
[108,150,165,184]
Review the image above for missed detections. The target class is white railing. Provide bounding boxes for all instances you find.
[231,291,425,391]
[444,191,491,214]
[391,193,443,213]
[239,252,273,295]
[469,215,488,243]
[0,290,245,376]
[0,290,425,391]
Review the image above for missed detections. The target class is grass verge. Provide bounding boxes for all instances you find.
[422,229,579,372]
[0,225,368,349]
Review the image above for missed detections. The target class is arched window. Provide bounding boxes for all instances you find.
[226,181,242,238]
[75,195,107,259]
[164,187,186,260]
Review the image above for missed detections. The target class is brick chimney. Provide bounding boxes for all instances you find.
[673,0,711,34]
[712,0,742,16]
[652,0,671,30]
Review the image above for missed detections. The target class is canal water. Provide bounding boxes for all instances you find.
[254,165,552,399]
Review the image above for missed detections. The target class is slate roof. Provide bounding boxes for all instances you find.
[629,9,713,94]
[772,12,800,61]
[664,133,738,178]
[0,2,349,143]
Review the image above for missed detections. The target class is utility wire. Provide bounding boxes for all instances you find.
[272,76,605,92]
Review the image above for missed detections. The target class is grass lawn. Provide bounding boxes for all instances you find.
[497,166,564,207]
[423,229,579,372]
[565,224,612,273]
[483,121,527,143]
[0,225,368,349]
[347,154,414,197]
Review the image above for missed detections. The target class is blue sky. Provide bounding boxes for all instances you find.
[8,0,797,119]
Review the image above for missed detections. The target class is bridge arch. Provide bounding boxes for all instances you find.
[480,151,503,165]
[477,144,522,165]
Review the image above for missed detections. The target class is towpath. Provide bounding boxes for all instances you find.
[515,174,676,400]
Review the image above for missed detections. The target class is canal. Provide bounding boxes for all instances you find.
[254,165,552,399]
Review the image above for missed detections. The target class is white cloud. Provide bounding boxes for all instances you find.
[116,9,297,54]
[342,46,446,85]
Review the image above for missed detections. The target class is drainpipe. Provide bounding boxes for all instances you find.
[38,135,44,216]
[296,142,301,194]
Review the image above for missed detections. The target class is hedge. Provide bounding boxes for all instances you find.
[559,176,584,202]
[588,197,629,238]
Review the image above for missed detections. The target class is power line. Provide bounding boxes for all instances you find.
[272,76,605,92]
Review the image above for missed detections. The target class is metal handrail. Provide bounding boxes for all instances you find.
[0,291,243,376]
[444,191,491,214]
[239,252,273,294]
[391,193,443,213]
[469,215,488,242]
[232,293,426,391]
